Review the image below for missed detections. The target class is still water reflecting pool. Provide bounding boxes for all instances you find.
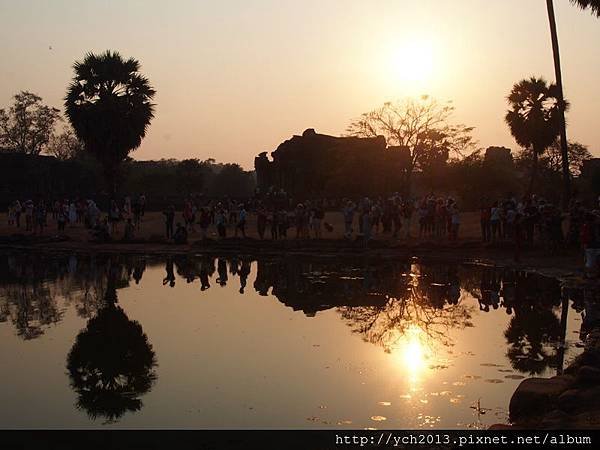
[0,253,588,429]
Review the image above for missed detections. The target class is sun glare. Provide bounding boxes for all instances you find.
[390,38,436,89]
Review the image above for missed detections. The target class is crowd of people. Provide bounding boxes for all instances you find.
[5,191,600,268]
[479,195,600,251]
[6,194,146,242]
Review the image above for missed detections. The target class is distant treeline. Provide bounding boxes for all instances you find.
[0,153,256,210]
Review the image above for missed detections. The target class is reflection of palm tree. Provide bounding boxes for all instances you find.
[66,275,157,423]
[504,307,561,375]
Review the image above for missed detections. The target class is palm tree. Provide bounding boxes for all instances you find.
[546,0,600,207]
[64,51,155,196]
[505,77,564,194]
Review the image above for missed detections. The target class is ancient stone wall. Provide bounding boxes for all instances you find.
[254,128,408,198]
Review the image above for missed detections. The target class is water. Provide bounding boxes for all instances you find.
[0,252,588,429]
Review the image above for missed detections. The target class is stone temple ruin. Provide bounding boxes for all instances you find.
[254,128,410,198]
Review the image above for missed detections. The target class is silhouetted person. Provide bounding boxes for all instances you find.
[123,218,135,242]
[173,223,188,244]
[235,204,247,238]
[163,205,175,239]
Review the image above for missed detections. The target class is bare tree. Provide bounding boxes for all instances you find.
[346,96,474,195]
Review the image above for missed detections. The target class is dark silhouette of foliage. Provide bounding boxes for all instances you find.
[504,308,561,375]
[505,77,564,193]
[207,163,255,198]
[47,126,84,160]
[175,158,209,194]
[66,274,157,423]
[65,51,155,195]
[569,0,600,17]
[0,91,61,155]
[519,140,591,177]
[346,96,474,195]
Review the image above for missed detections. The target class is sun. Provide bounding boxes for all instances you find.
[391,38,436,87]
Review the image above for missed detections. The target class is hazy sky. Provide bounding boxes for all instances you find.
[1,0,599,169]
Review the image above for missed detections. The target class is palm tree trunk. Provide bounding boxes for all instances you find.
[104,165,118,200]
[528,149,539,195]
[546,0,571,209]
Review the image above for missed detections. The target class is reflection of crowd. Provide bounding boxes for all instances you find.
[2,254,594,371]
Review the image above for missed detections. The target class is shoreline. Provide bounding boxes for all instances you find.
[0,235,588,283]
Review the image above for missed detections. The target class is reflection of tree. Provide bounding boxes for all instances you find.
[504,309,561,375]
[338,264,474,352]
[0,283,63,340]
[66,273,157,423]
[503,271,562,375]
[0,254,64,339]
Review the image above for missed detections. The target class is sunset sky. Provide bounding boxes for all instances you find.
[1,0,599,169]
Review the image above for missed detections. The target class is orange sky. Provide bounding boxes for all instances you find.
[1,0,599,169]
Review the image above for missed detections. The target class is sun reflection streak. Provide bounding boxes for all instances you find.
[394,324,429,386]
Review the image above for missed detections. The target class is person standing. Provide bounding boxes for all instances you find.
[449,201,460,241]
[270,209,279,240]
[362,208,372,248]
[480,199,491,243]
[342,200,355,239]
[109,200,120,235]
[68,201,77,226]
[57,203,67,233]
[34,201,46,235]
[7,203,15,226]
[215,207,227,239]
[278,209,288,239]
[139,193,146,217]
[163,205,175,239]
[235,204,247,238]
[14,200,22,228]
[199,207,210,240]
[312,202,324,239]
[490,201,501,241]
[25,200,34,231]
[257,206,267,239]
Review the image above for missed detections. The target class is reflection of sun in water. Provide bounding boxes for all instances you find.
[394,324,429,385]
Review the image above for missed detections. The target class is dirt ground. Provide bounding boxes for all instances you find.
[0,210,485,242]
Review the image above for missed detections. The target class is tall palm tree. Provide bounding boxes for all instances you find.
[65,51,155,196]
[505,77,563,194]
[546,0,600,207]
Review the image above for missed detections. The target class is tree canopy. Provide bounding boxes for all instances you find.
[346,96,475,193]
[505,77,565,193]
[0,91,61,155]
[65,51,156,193]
